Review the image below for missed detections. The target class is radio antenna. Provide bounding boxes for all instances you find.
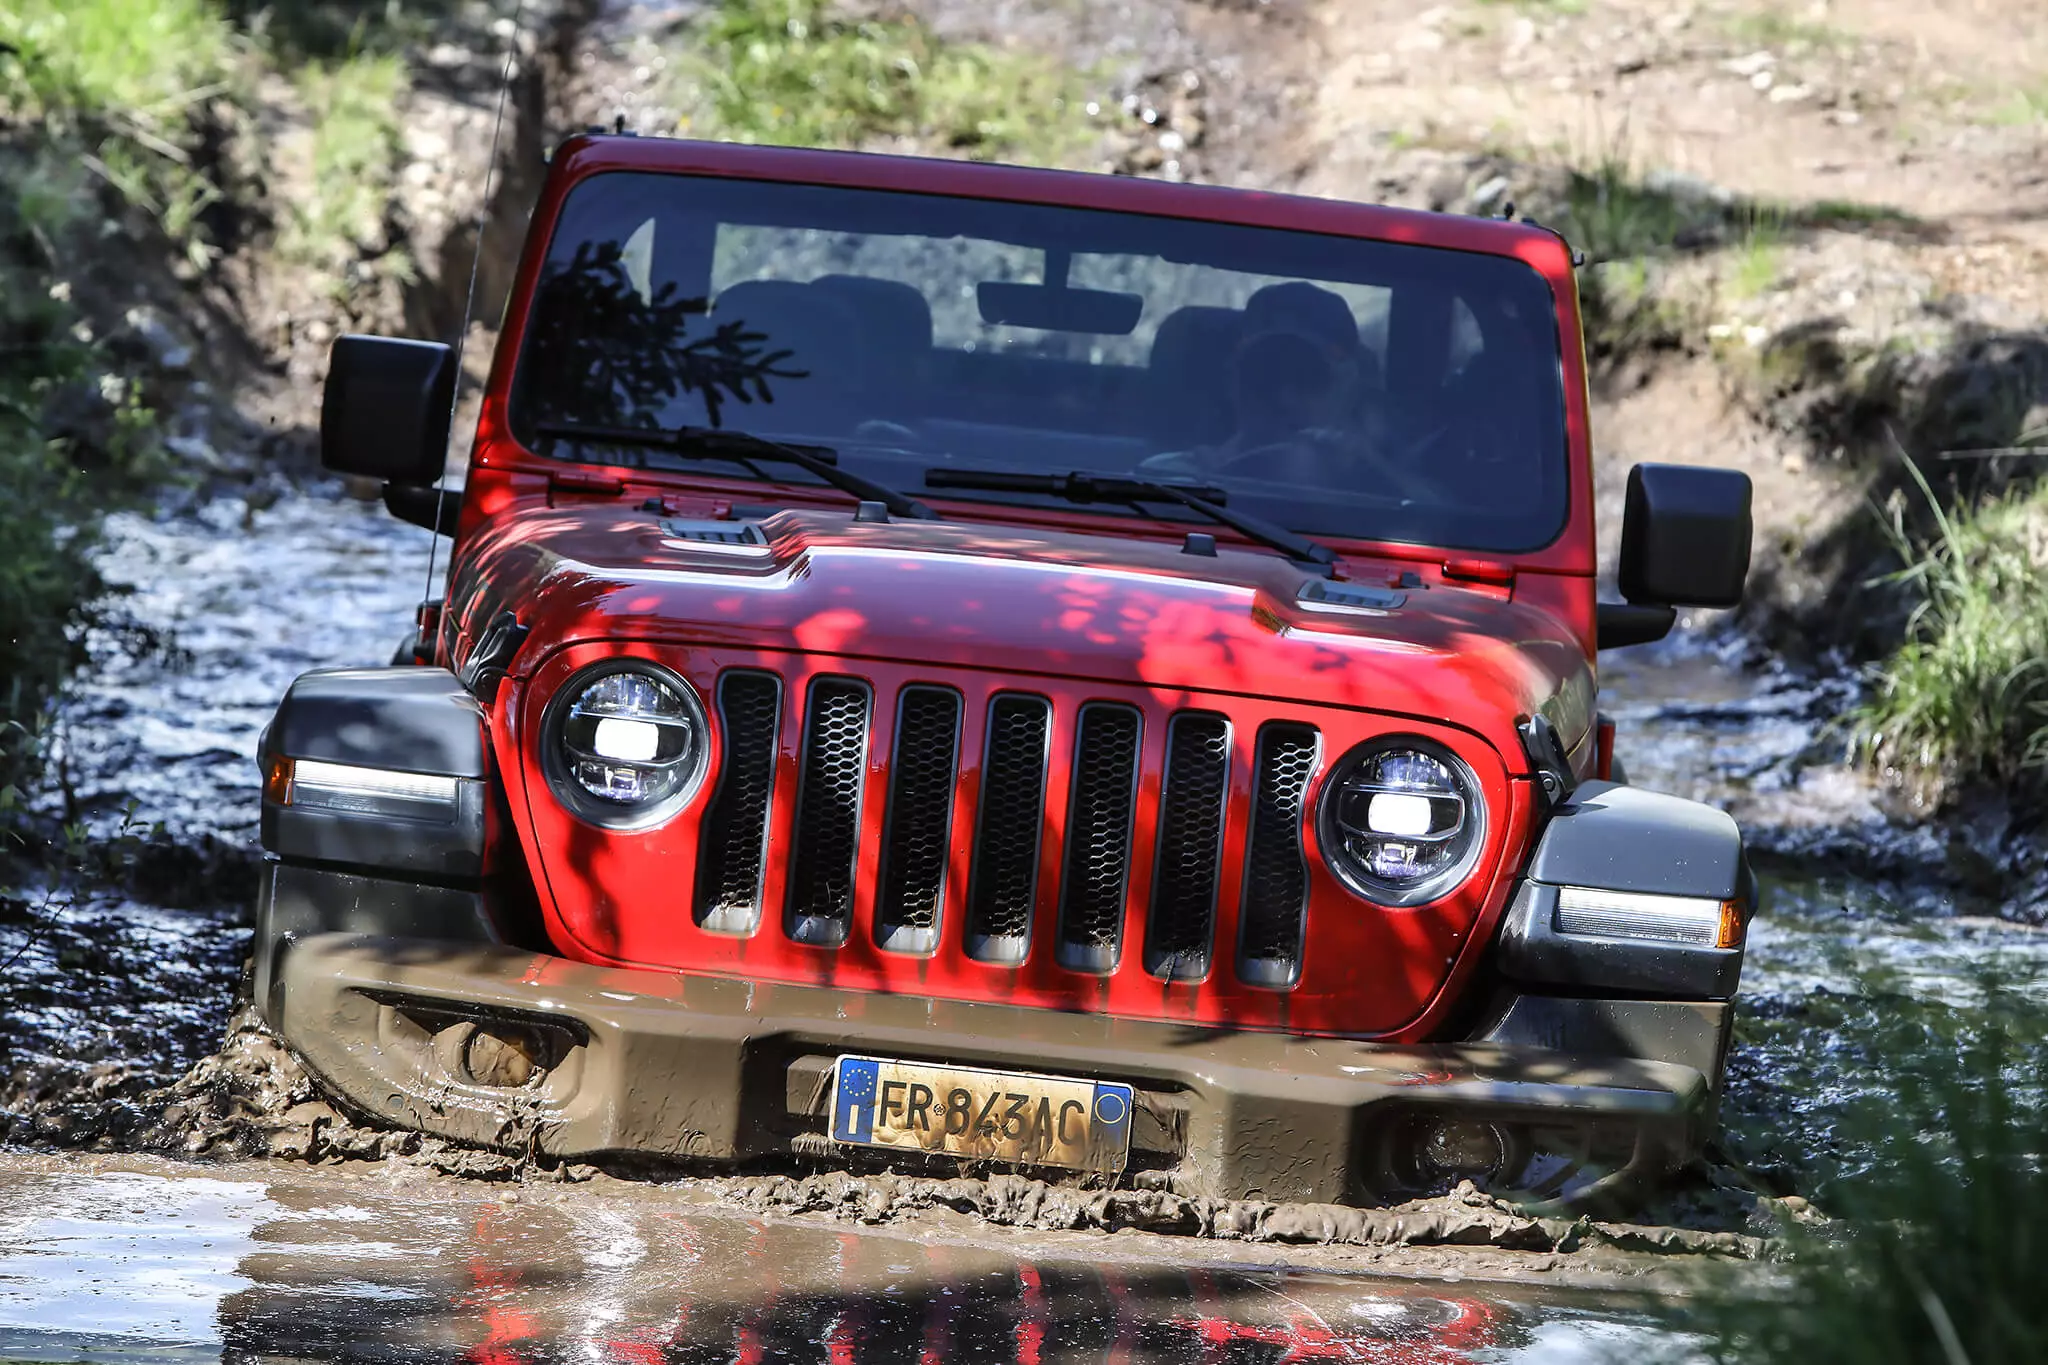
[421,0,533,611]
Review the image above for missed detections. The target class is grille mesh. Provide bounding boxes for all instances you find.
[875,687,962,951]
[1237,724,1319,986]
[1056,703,1143,973]
[964,695,1051,962]
[785,679,871,945]
[1144,713,1231,979]
[694,671,781,934]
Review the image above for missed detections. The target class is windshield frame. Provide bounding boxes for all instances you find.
[477,136,1595,572]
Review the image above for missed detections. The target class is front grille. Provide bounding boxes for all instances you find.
[695,671,782,935]
[1237,723,1320,988]
[1056,703,1143,973]
[1144,713,1231,980]
[874,686,962,954]
[695,669,1335,991]
[964,694,1052,964]
[785,678,872,946]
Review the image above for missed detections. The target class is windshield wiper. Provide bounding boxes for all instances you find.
[924,468,1337,572]
[536,420,938,521]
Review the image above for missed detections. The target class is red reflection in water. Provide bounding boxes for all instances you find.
[460,1204,536,1365]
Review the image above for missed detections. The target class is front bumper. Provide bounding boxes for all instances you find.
[260,873,1716,1207]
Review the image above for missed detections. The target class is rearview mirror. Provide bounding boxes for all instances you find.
[1618,463,1753,608]
[320,335,455,487]
[977,282,1142,335]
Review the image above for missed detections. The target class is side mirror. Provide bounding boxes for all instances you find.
[320,336,456,522]
[1598,463,1753,649]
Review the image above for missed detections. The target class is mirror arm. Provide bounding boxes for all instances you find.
[383,483,461,535]
[1596,601,1677,650]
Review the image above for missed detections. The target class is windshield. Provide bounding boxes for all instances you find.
[509,171,1572,554]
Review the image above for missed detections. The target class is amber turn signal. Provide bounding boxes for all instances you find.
[262,753,294,806]
[1717,898,1746,950]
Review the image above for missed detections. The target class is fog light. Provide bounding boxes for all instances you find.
[1416,1118,1525,1183]
[464,1024,544,1088]
[1555,886,1744,948]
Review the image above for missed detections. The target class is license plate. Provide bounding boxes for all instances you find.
[828,1056,1134,1173]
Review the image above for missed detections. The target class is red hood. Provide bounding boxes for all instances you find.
[449,502,1596,770]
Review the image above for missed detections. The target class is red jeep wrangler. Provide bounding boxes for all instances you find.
[255,134,1756,1206]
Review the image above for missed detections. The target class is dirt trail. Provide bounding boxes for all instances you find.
[1306,0,2048,236]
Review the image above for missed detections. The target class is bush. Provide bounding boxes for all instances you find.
[1850,454,2048,802]
[0,172,101,800]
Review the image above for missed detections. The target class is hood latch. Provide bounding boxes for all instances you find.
[1518,714,1578,808]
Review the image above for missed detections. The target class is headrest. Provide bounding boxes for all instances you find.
[809,274,934,352]
[712,279,863,384]
[1243,282,1360,355]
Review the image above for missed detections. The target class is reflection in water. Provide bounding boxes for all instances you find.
[0,1165,1695,1364]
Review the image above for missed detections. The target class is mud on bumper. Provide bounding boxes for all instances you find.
[256,864,1721,1208]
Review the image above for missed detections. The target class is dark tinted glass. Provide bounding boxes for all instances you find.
[510,172,1572,553]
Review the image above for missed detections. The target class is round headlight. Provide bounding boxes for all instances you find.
[1317,739,1485,906]
[542,662,708,828]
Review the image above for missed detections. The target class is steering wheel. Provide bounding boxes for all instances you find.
[851,418,923,449]
[1387,408,1525,504]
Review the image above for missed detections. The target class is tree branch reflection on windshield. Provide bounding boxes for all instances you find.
[521,240,807,429]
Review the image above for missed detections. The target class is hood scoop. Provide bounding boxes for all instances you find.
[660,518,771,553]
[1297,578,1405,614]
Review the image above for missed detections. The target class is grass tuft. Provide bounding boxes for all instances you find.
[1686,976,2048,1365]
[1850,448,2048,800]
[1728,205,1787,298]
[671,0,1091,163]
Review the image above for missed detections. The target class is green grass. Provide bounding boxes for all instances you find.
[0,0,239,266]
[1559,156,1690,264]
[1727,206,1787,298]
[1988,80,2048,126]
[1721,9,1849,51]
[1684,976,2048,1364]
[671,0,1092,163]
[281,50,408,281]
[1850,454,2048,800]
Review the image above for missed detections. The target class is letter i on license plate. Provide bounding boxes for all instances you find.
[829,1056,1135,1173]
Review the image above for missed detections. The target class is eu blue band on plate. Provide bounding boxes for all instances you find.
[834,1056,880,1144]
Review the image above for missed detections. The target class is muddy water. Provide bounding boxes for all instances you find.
[0,1156,1698,1363]
[2,488,2043,1356]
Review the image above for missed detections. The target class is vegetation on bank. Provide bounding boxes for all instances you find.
[0,0,419,827]
[1850,456,2048,803]
[1688,974,2048,1364]
[669,0,1092,165]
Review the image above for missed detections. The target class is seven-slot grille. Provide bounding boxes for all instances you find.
[699,674,1321,985]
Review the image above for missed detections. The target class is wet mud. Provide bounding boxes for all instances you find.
[0,1153,1708,1363]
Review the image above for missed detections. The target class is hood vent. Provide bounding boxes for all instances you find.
[1297,579,1405,614]
[660,518,769,549]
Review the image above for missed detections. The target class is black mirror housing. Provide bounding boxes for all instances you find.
[1618,463,1753,608]
[320,335,455,486]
